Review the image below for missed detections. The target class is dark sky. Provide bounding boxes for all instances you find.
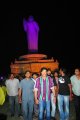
[0,2,78,75]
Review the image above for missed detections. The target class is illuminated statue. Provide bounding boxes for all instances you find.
[23,16,39,53]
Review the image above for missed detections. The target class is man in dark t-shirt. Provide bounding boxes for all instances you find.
[58,68,72,120]
[58,75,70,95]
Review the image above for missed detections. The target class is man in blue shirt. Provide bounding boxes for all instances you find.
[18,71,34,120]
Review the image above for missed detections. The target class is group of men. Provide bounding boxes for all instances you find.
[5,67,80,120]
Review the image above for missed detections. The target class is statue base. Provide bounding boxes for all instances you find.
[10,54,59,75]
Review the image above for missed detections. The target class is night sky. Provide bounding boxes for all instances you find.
[0,2,78,76]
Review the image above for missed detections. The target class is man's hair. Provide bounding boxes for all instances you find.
[40,67,48,72]
[53,69,59,75]
[75,67,80,71]
[47,68,51,72]
[25,70,31,74]
[32,72,39,77]
[60,68,67,74]
[7,73,14,79]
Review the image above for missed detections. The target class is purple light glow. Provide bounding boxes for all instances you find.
[23,16,39,53]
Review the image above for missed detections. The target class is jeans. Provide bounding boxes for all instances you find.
[58,94,69,120]
[22,99,34,120]
[74,94,80,120]
[51,93,56,117]
[9,95,19,115]
[39,100,50,120]
[19,103,23,115]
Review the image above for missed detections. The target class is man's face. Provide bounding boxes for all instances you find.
[59,69,62,75]
[33,74,38,80]
[25,72,31,78]
[75,69,80,76]
[10,74,14,79]
[54,72,58,77]
[41,70,47,77]
[47,70,51,75]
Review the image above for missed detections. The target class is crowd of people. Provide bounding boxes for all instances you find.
[0,67,80,120]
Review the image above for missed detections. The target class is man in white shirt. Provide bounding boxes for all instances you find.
[70,68,80,120]
[5,73,19,117]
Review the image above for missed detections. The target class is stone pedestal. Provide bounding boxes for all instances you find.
[10,54,59,75]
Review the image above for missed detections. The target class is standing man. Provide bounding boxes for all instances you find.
[58,68,72,120]
[70,68,80,120]
[51,70,59,120]
[18,71,34,120]
[34,67,56,120]
[5,73,20,117]
[32,73,39,118]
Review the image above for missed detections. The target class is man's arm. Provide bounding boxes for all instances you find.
[52,86,56,97]
[34,78,39,104]
[18,88,22,103]
[53,79,58,96]
[34,89,39,104]
[5,80,8,87]
[50,77,57,103]
[50,77,56,96]
[52,87,57,103]
[68,84,72,101]
[67,77,73,101]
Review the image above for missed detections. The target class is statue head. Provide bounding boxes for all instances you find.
[28,15,34,22]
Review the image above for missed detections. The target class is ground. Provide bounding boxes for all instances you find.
[0,100,76,120]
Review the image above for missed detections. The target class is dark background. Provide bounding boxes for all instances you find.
[0,2,78,76]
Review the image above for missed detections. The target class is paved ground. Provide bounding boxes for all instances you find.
[0,100,76,120]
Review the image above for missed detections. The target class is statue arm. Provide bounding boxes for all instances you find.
[23,18,27,32]
[34,22,40,32]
